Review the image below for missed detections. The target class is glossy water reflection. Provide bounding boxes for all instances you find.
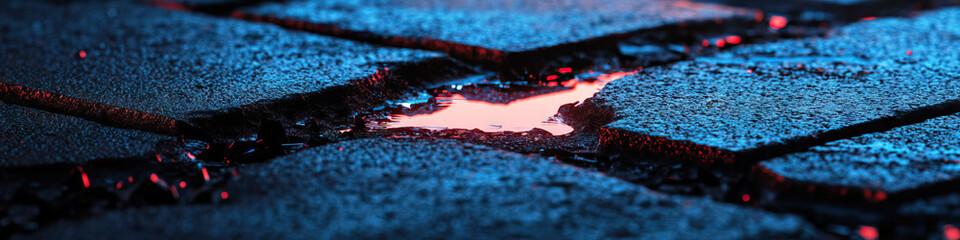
[381,72,634,135]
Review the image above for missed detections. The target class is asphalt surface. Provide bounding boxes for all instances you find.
[3,0,960,238]
[761,113,960,192]
[595,7,960,160]
[19,139,821,239]
[0,0,445,165]
[243,0,752,53]
[0,104,171,167]
[0,0,440,121]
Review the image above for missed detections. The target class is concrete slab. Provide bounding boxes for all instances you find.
[595,8,960,163]
[237,0,754,64]
[0,0,441,121]
[760,113,960,195]
[20,138,821,239]
[0,104,172,167]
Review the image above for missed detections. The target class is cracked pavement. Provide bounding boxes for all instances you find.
[2,0,960,239]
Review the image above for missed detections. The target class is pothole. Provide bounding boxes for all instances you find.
[366,70,636,136]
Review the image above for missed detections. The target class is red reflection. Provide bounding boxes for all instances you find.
[906,50,913,55]
[946,225,960,240]
[702,40,709,47]
[202,167,210,181]
[725,36,741,44]
[179,181,187,188]
[741,194,750,202]
[81,173,90,188]
[715,39,726,47]
[383,72,635,135]
[221,192,229,200]
[0,82,184,136]
[859,226,878,240]
[875,191,887,201]
[150,173,159,183]
[78,51,87,59]
[770,16,788,29]
[861,16,877,21]
[598,71,636,81]
[557,67,573,73]
[150,1,189,11]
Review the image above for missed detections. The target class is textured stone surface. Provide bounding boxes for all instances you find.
[900,192,960,216]
[595,8,960,158]
[21,138,820,239]
[244,0,752,53]
[0,104,171,167]
[0,0,439,120]
[761,114,960,192]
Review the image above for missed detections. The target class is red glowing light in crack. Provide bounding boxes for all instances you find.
[946,225,960,240]
[380,72,636,135]
[116,182,123,189]
[81,173,90,188]
[156,154,163,162]
[725,36,741,44]
[78,51,87,59]
[150,1,189,11]
[875,191,887,201]
[202,168,210,181]
[702,40,709,47]
[546,75,559,81]
[861,16,877,21]
[221,192,229,200]
[150,173,159,183]
[557,67,573,73]
[859,226,878,240]
[770,16,788,29]
[715,39,726,48]
[741,194,750,202]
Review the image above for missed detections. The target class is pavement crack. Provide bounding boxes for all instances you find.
[0,82,203,138]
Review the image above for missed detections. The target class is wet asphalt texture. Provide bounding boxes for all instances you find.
[2,0,960,239]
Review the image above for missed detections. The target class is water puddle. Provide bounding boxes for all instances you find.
[370,71,635,136]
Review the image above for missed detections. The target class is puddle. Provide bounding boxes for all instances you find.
[372,71,636,136]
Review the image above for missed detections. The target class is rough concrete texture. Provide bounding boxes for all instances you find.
[760,113,960,192]
[0,0,440,120]
[21,138,820,239]
[595,8,960,157]
[0,104,171,167]
[244,0,752,53]
[900,192,960,216]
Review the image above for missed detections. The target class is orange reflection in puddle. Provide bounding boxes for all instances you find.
[382,72,635,135]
